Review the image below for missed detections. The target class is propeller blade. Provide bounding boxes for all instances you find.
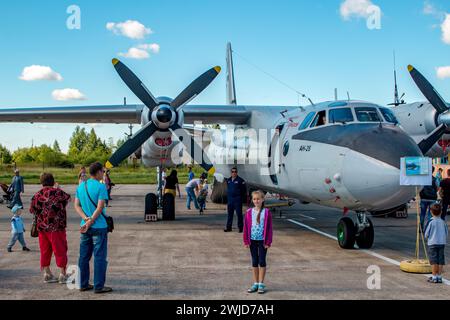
[408,65,448,114]
[171,124,215,175]
[417,124,447,155]
[112,58,158,111]
[171,66,221,109]
[106,122,158,168]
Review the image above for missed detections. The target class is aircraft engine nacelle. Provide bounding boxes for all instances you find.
[392,102,450,157]
[141,130,178,167]
[393,102,437,137]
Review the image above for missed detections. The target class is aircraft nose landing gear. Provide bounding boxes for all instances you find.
[337,212,374,249]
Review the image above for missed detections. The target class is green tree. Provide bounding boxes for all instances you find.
[52,140,61,152]
[0,144,12,164]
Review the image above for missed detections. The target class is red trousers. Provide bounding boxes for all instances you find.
[38,231,68,269]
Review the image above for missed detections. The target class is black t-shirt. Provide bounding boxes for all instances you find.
[165,176,178,190]
[440,178,450,200]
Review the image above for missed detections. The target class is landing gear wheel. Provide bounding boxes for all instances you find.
[211,177,228,204]
[337,217,356,249]
[162,193,175,221]
[356,218,374,249]
[145,193,158,219]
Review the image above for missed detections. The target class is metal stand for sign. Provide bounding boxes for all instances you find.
[399,186,432,274]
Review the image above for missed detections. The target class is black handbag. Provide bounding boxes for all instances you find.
[84,182,114,233]
[30,214,39,238]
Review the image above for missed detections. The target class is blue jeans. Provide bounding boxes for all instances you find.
[186,187,199,210]
[420,200,435,231]
[7,232,26,249]
[78,228,108,290]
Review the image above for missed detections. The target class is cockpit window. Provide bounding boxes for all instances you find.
[329,108,354,124]
[379,108,398,124]
[310,110,327,128]
[355,107,381,122]
[298,112,315,130]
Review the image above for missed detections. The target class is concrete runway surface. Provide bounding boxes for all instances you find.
[0,184,449,300]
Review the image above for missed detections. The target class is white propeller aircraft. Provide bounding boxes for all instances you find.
[0,43,435,250]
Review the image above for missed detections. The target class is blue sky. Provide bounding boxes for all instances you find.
[0,0,449,152]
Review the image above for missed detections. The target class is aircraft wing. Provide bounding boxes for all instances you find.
[0,104,251,125]
[0,105,143,124]
[181,105,251,124]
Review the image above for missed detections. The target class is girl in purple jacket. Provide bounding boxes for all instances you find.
[243,190,273,294]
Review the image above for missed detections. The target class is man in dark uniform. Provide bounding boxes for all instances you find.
[224,167,247,233]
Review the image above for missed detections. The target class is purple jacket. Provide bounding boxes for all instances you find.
[243,208,273,247]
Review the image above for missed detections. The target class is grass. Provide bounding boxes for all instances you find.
[0,164,206,185]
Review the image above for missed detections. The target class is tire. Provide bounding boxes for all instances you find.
[211,178,228,204]
[145,193,158,218]
[337,217,356,249]
[356,218,374,249]
[162,193,175,221]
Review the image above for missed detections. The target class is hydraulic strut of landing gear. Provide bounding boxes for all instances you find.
[144,166,175,221]
[337,212,374,249]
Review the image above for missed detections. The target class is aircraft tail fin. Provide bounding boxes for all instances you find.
[226,42,237,105]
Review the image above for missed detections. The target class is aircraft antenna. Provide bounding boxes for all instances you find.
[347,91,350,101]
[393,51,400,106]
[232,49,314,106]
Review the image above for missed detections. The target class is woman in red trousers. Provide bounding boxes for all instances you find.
[30,173,71,284]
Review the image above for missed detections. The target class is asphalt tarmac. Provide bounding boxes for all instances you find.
[0,184,448,300]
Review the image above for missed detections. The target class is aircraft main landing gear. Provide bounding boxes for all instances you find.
[337,212,374,249]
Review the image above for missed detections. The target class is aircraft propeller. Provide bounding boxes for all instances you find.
[408,65,449,154]
[106,58,220,175]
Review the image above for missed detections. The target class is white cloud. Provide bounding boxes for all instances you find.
[19,65,63,81]
[437,66,450,79]
[106,20,152,39]
[118,43,160,59]
[442,14,450,44]
[340,0,380,20]
[119,47,150,59]
[423,1,436,15]
[138,43,160,54]
[52,88,86,101]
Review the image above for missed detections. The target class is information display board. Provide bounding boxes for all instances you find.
[399,157,432,186]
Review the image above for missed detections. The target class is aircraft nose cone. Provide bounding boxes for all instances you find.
[341,124,421,210]
[156,106,173,123]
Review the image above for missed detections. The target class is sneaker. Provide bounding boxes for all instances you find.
[58,274,72,284]
[79,284,94,292]
[238,229,243,233]
[224,229,232,232]
[94,286,113,294]
[258,283,266,294]
[438,277,443,284]
[247,283,259,293]
[427,277,439,283]
[7,247,12,253]
[43,273,58,284]
[22,247,30,252]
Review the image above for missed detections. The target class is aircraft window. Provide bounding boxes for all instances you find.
[310,110,327,128]
[299,112,316,130]
[329,108,353,124]
[380,108,398,124]
[355,107,381,122]
[283,140,289,156]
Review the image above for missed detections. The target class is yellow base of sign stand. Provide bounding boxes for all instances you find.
[400,187,432,274]
[400,259,432,274]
